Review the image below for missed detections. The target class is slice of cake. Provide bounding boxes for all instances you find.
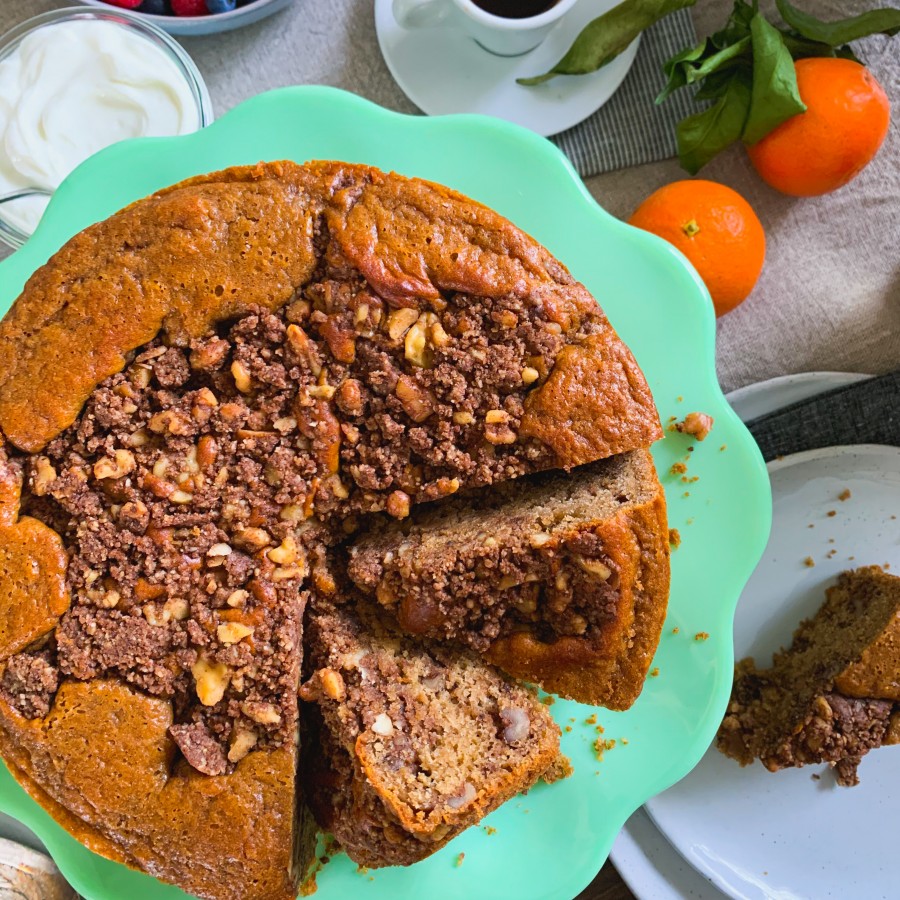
[718,566,900,786]
[347,449,669,708]
[299,598,561,867]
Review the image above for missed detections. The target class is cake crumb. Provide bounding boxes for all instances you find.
[695,632,709,642]
[720,444,727,452]
[564,725,572,732]
[808,524,815,528]
[669,528,682,549]
[540,695,555,706]
[650,667,660,677]
[674,411,714,441]
[672,627,680,634]
[827,510,836,517]
[804,556,815,568]
[670,462,688,475]
[680,475,699,484]
[677,395,684,402]
[300,874,318,896]
[357,866,370,875]
[622,738,629,745]
[593,737,617,761]
[455,853,465,868]
[584,714,597,725]
[839,489,852,501]
[484,826,496,836]
[667,415,678,423]
[812,773,821,781]
[683,491,690,498]
[686,517,694,525]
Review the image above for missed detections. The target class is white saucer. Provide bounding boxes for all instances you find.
[374,0,639,137]
[612,372,897,900]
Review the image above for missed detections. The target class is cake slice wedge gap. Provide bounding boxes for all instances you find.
[299,597,562,868]
[347,449,670,709]
[718,566,900,786]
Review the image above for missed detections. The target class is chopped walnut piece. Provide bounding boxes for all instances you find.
[228,728,259,763]
[93,449,136,480]
[31,457,58,495]
[404,312,437,368]
[234,527,271,550]
[371,713,394,736]
[242,700,282,725]
[395,375,434,422]
[192,656,231,707]
[577,557,611,580]
[385,307,419,342]
[268,535,299,565]
[217,622,254,645]
[230,360,253,394]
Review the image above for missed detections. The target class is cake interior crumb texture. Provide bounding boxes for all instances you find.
[300,598,561,867]
[717,566,900,786]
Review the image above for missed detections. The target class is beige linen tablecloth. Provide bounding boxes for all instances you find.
[1,0,898,392]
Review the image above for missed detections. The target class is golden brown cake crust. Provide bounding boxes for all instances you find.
[0,680,302,900]
[0,160,660,457]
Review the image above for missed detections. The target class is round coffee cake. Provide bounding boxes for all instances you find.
[0,161,666,900]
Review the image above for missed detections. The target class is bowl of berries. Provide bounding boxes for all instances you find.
[78,0,295,35]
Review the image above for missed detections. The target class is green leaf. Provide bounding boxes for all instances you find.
[658,41,707,102]
[677,71,752,174]
[657,36,752,103]
[518,0,697,86]
[775,0,900,46]
[714,0,758,46]
[693,69,739,101]
[742,14,806,144]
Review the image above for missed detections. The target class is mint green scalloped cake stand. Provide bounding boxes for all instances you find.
[0,87,771,900]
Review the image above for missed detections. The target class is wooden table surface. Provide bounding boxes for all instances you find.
[579,862,634,900]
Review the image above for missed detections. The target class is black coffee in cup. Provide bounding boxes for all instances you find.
[472,0,560,19]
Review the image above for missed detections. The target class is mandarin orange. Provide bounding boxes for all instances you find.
[628,180,765,317]
[747,58,890,197]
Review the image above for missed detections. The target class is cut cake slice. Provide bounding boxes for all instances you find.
[347,449,669,708]
[718,566,900,786]
[299,598,561,867]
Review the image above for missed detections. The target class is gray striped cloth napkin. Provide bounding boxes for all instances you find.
[552,8,697,177]
[747,371,900,463]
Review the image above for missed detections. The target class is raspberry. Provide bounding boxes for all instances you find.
[102,0,144,8]
[171,0,209,14]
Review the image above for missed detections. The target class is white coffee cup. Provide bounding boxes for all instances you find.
[393,0,578,57]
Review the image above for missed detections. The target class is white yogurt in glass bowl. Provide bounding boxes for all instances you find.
[0,8,213,249]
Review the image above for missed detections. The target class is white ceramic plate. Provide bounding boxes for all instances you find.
[613,371,890,900]
[77,0,295,35]
[374,0,639,136]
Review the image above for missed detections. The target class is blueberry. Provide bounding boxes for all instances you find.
[206,0,237,11]
[140,0,171,12]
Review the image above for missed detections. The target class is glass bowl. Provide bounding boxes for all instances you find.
[0,7,214,250]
